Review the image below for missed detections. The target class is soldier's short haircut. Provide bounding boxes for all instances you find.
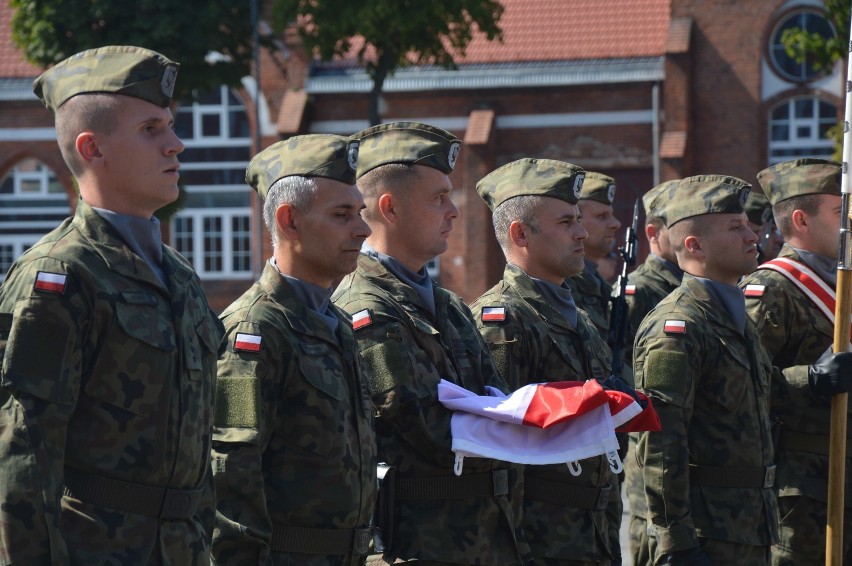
[669,215,711,257]
[773,194,822,238]
[492,195,543,255]
[55,94,123,177]
[357,162,419,221]
[263,175,318,245]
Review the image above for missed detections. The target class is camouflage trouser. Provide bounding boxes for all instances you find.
[649,537,769,565]
[528,558,610,565]
[628,515,652,566]
[605,473,622,563]
[771,494,852,566]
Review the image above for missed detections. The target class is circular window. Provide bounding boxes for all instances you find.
[768,9,836,83]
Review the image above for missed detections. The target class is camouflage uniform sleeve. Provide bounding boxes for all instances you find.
[472,301,535,392]
[211,318,281,565]
[0,257,89,564]
[634,311,702,555]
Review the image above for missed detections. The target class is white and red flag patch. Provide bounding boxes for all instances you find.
[625,284,636,296]
[34,271,67,294]
[481,306,506,322]
[351,309,372,330]
[743,284,765,298]
[663,320,686,334]
[234,332,262,352]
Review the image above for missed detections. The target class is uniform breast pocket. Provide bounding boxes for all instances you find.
[84,301,175,417]
[708,335,752,411]
[184,312,222,382]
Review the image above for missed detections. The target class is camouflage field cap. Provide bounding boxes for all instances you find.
[34,45,179,112]
[756,158,841,206]
[246,134,357,200]
[642,179,679,223]
[475,158,585,211]
[664,174,751,226]
[743,190,772,225]
[579,172,616,205]
[353,121,461,178]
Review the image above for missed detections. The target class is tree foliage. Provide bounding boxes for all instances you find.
[273,0,504,125]
[779,0,849,72]
[10,0,262,102]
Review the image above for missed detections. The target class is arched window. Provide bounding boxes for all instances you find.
[768,9,836,83]
[172,86,253,278]
[0,158,68,280]
[768,97,836,164]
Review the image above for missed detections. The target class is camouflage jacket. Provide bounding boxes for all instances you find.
[568,260,612,340]
[332,253,525,565]
[211,263,376,566]
[470,263,614,562]
[741,244,852,505]
[0,199,222,565]
[634,274,778,555]
[624,254,682,521]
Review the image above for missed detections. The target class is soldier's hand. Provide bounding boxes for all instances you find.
[662,546,713,565]
[808,349,852,397]
[599,375,648,409]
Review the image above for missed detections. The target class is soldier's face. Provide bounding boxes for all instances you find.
[699,213,759,284]
[578,199,621,261]
[805,194,842,259]
[392,165,459,269]
[96,96,184,217]
[523,199,588,283]
[290,178,371,286]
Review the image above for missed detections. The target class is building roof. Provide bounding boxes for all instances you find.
[0,2,40,78]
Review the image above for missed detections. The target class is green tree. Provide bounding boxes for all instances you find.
[274,0,504,125]
[10,0,261,104]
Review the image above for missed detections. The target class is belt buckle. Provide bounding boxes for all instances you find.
[353,528,371,555]
[492,469,509,497]
[596,485,612,511]
[763,465,776,489]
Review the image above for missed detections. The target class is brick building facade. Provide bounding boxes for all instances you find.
[0,0,843,309]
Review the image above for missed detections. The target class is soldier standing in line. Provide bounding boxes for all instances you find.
[743,190,783,263]
[634,174,778,565]
[740,158,852,565]
[470,158,619,565]
[622,179,683,566]
[567,172,622,338]
[210,136,376,565]
[332,122,527,565]
[0,46,222,564]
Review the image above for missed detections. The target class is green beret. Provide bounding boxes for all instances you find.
[579,172,616,205]
[34,45,179,112]
[353,121,461,178]
[642,179,679,223]
[664,174,751,227]
[743,190,772,225]
[756,158,841,206]
[246,134,357,200]
[475,158,585,211]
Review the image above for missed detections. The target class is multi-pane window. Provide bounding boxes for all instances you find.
[0,158,68,280]
[172,86,253,279]
[768,9,836,83]
[768,97,836,164]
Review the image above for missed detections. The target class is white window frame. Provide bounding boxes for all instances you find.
[768,97,836,165]
[0,236,39,281]
[173,208,253,279]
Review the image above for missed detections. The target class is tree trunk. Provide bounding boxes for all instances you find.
[368,50,395,126]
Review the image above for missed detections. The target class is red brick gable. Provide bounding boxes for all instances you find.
[0,2,40,78]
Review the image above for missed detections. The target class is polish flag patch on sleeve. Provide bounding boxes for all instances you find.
[663,320,686,334]
[34,271,67,294]
[743,284,765,298]
[352,309,372,330]
[625,284,636,295]
[234,332,262,352]
[481,306,506,322]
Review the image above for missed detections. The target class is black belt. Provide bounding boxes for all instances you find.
[395,469,509,501]
[62,467,203,519]
[780,430,852,457]
[271,524,371,556]
[689,464,776,489]
[524,476,611,510]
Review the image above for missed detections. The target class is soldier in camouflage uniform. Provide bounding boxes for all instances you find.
[740,158,852,565]
[470,158,618,565]
[634,175,779,565]
[0,46,222,564]
[210,136,376,565]
[743,190,783,264]
[567,172,621,338]
[332,122,527,565]
[623,179,683,566]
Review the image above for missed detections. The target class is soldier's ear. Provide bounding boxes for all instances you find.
[509,220,529,248]
[790,209,808,233]
[683,234,702,255]
[377,193,397,224]
[276,203,300,241]
[76,131,102,165]
[646,223,659,243]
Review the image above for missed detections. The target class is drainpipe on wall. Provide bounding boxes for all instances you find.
[252,0,264,278]
[652,81,660,186]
